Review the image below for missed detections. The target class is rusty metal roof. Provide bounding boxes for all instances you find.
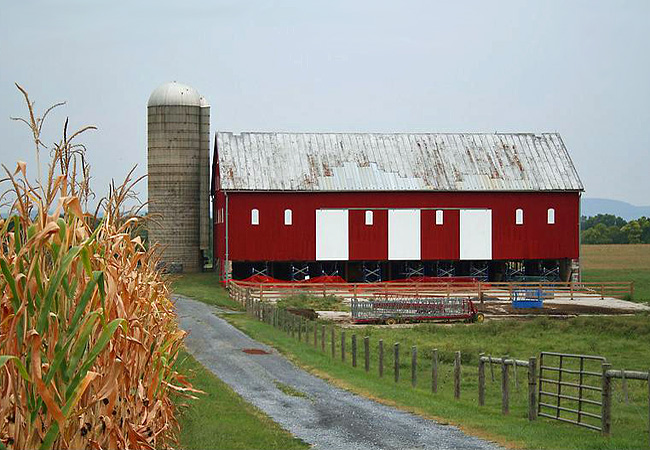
[215,132,583,192]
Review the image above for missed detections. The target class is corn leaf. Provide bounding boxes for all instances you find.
[0,355,30,381]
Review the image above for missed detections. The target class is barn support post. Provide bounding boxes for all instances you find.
[364,337,370,372]
[411,346,417,388]
[379,340,384,377]
[602,362,612,435]
[528,357,537,421]
[394,343,400,383]
[478,353,485,406]
[502,358,510,415]
[432,349,438,393]
[341,331,346,362]
[352,335,357,368]
[454,351,461,399]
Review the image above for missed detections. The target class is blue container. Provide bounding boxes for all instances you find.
[512,289,544,309]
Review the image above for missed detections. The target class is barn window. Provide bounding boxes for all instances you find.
[547,208,555,224]
[365,210,373,225]
[251,208,259,225]
[284,209,293,225]
[515,208,524,225]
[435,210,444,225]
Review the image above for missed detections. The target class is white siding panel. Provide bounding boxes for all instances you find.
[460,209,492,260]
[388,209,421,260]
[316,209,348,261]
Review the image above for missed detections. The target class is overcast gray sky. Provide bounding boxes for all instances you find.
[1,0,649,205]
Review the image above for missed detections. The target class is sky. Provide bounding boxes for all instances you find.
[1,0,649,206]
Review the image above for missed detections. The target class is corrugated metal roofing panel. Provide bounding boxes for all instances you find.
[216,132,583,192]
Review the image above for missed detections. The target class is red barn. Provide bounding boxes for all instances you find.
[212,132,583,282]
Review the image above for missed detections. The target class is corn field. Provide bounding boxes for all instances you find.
[0,85,194,449]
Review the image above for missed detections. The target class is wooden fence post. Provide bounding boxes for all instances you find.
[352,334,357,367]
[321,325,326,352]
[602,362,612,435]
[379,340,384,378]
[454,351,461,400]
[298,318,303,341]
[341,331,346,362]
[528,357,537,421]
[314,321,318,347]
[412,346,417,388]
[364,337,370,372]
[432,349,438,393]
[478,353,485,406]
[394,343,400,383]
[331,327,335,358]
[502,358,509,415]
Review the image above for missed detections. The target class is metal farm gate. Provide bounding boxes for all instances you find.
[537,352,607,431]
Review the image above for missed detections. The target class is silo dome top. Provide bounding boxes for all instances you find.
[148,81,202,107]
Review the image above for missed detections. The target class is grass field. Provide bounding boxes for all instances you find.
[223,312,650,450]
[581,244,650,301]
[172,273,244,310]
[174,244,650,449]
[176,349,308,450]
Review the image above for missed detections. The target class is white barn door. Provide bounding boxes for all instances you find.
[316,209,349,260]
[388,209,421,260]
[459,209,492,260]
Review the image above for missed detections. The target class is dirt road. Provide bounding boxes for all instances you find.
[175,295,500,450]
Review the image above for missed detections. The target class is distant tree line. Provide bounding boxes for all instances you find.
[581,214,650,244]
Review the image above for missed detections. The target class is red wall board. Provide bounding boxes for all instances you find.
[214,191,580,262]
[349,209,388,260]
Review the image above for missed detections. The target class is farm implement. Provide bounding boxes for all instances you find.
[351,297,484,324]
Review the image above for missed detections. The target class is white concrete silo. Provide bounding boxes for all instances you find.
[147,81,210,272]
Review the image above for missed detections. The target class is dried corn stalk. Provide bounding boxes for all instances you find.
[0,85,194,450]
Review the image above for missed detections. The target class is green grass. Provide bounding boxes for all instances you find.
[582,268,650,302]
[171,273,244,310]
[278,293,348,311]
[582,244,650,302]
[173,270,650,449]
[176,349,308,450]
[223,311,650,450]
[274,380,309,398]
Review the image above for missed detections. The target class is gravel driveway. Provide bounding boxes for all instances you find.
[175,295,500,450]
